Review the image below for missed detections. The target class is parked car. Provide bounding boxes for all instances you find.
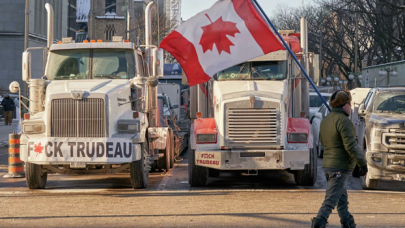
[309,92,332,117]
[356,87,405,190]
[311,102,330,158]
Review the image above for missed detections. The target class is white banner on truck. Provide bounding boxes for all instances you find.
[27,138,138,163]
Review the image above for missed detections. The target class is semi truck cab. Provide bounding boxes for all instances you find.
[188,44,317,186]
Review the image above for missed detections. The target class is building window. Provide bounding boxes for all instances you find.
[105,24,116,41]
[105,0,116,15]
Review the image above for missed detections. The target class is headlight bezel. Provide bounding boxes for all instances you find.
[287,133,308,143]
[117,120,140,134]
[23,123,45,134]
[196,133,217,144]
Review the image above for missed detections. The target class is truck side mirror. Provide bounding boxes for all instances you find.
[315,113,322,119]
[309,114,315,124]
[358,103,366,116]
[22,51,31,82]
[157,48,164,78]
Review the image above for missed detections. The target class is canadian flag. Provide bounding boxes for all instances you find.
[159,0,285,86]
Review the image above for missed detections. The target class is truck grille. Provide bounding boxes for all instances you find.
[226,108,280,146]
[50,99,106,137]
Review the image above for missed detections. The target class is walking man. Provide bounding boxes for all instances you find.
[1,94,15,125]
[311,91,368,228]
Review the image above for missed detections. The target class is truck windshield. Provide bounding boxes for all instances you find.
[47,49,135,80]
[373,90,405,113]
[215,61,286,80]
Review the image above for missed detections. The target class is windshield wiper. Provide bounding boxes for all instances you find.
[94,74,120,79]
[251,67,266,80]
[236,65,245,78]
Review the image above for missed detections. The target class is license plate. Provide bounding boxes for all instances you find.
[290,161,305,170]
[70,162,86,168]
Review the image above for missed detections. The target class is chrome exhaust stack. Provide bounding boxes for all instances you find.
[45,3,54,49]
[144,2,158,127]
[144,1,155,72]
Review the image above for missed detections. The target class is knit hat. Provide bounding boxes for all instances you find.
[330,90,352,108]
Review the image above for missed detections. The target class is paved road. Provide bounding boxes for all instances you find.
[1,147,405,227]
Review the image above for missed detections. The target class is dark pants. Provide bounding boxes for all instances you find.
[316,170,352,222]
[4,111,12,124]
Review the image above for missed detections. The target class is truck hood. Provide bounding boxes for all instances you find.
[214,81,286,101]
[216,81,285,95]
[369,112,405,128]
[46,79,130,95]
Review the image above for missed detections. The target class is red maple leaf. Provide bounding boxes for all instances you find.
[34,143,44,157]
[199,14,240,54]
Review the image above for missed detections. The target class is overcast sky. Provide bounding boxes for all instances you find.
[181,0,313,21]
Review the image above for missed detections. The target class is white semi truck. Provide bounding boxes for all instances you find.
[10,2,175,189]
[187,24,318,186]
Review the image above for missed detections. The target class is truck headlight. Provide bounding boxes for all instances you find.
[288,133,308,143]
[196,134,217,144]
[117,120,140,134]
[23,124,44,133]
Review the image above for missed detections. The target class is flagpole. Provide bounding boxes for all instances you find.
[252,0,331,111]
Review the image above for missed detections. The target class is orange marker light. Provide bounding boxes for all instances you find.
[124,40,129,43]
[83,40,89,43]
[24,113,30,120]
[90,40,96,43]
[57,41,63,44]
[133,112,139,119]
[97,39,102,43]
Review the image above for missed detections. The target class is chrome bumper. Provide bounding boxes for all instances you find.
[367,151,405,181]
[195,149,309,170]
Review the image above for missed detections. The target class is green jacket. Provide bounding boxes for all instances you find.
[320,108,367,171]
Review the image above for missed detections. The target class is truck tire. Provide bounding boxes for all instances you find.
[188,143,208,187]
[360,149,378,190]
[169,130,175,169]
[317,139,324,158]
[209,168,220,177]
[26,162,47,189]
[157,134,171,171]
[294,148,317,186]
[130,142,149,189]
[361,171,378,190]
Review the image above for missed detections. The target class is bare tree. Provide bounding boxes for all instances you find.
[132,8,178,62]
[273,0,405,86]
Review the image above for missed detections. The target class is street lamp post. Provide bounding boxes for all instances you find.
[354,1,359,82]
[379,66,398,87]
[348,72,362,89]
[326,76,331,87]
[333,76,339,91]
[348,73,354,89]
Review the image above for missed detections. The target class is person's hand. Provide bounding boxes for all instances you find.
[359,165,368,176]
[352,165,360,178]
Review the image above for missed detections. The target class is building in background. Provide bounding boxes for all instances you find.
[0,0,75,95]
[165,0,181,31]
[88,0,136,41]
[362,61,405,88]
[76,0,90,42]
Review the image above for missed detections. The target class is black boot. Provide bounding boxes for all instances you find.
[341,215,356,228]
[311,217,328,228]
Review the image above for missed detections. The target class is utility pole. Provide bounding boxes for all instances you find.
[157,0,160,47]
[319,6,323,84]
[126,6,130,40]
[354,0,359,88]
[302,0,305,16]
[23,0,29,110]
